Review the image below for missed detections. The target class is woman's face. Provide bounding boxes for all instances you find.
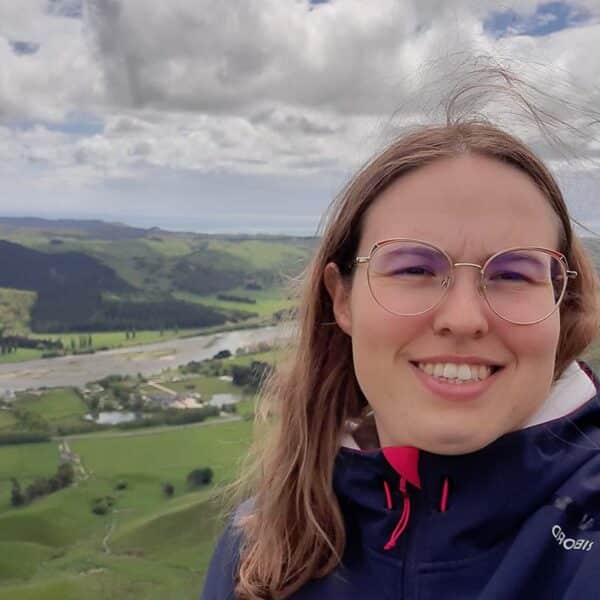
[325,153,562,455]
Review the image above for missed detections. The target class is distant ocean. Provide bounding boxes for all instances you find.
[123,215,600,238]
[123,213,324,236]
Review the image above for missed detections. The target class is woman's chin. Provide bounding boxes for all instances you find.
[400,426,501,455]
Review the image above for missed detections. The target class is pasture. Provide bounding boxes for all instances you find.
[0,419,254,599]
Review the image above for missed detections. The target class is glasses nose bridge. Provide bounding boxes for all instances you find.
[443,261,485,293]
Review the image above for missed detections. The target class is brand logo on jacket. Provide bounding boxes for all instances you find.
[552,525,594,551]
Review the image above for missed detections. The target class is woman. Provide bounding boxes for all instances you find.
[202,119,600,599]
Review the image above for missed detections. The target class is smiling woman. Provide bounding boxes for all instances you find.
[201,91,600,598]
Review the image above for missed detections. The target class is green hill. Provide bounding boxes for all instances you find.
[0,419,253,598]
[0,218,315,337]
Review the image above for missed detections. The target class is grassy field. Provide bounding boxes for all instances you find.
[0,348,44,364]
[174,284,294,318]
[229,349,281,367]
[0,411,17,431]
[0,441,60,499]
[29,328,204,351]
[14,389,88,425]
[0,419,254,599]
[0,288,37,336]
[0,329,208,366]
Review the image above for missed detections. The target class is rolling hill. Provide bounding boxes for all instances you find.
[0,217,315,335]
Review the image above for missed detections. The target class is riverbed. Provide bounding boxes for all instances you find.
[0,325,289,393]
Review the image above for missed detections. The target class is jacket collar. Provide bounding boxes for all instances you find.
[334,362,600,559]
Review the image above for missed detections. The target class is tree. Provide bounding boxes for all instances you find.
[186,467,214,488]
[162,482,175,497]
[10,478,25,507]
[231,361,272,391]
[56,463,75,488]
[91,496,115,515]
[26,477,51,502]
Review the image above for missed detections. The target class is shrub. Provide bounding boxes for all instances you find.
[26,477,51,503]
[91,496,115,516]
[231,361,272,391]
[56,463,75,487]
[186,467,214,489]
[115,480,128,491]
[10,478,25,507]
[162,482,175,497]
[0,432,51,446]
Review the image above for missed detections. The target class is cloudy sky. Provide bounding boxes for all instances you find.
[1,0,600,235]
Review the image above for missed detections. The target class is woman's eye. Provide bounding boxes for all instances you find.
[390,266,433,276]
[489,270,528,282]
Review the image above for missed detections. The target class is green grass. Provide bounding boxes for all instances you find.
[0,442,59,497]
[176,285,294,318]
[228,349,280,367]
[206,239,308,271]
[0,348,44,364]
[0,410,17,431]
[14,389,88,425]
[138,237,194,257]
[29,328,205,352]
[70,420,252,485]
[236,398,255,418]
[0,288,37,335]
[0,420,254,598]
[0,541,56,581]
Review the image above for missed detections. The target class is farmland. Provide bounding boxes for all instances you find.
[0,420,253,599]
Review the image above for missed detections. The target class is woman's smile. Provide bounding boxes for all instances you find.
[408,359,505,401]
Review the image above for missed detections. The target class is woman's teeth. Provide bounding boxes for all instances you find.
[417,362,492,383]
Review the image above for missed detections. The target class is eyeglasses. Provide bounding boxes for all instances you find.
[353,239,578,325]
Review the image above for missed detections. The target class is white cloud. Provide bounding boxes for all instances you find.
[1,0,600,231]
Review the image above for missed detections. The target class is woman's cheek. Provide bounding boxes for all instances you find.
[500,314,560,365]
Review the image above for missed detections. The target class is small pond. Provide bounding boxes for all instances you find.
[209,393,240,408]
[86,411,138,425]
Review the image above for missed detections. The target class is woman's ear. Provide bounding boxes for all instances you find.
[324,262,353,336]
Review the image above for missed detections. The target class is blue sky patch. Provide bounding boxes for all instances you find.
[484,1,591,38]
[47,0,83,19]
[8,115,104,137]
[10,41,40,55]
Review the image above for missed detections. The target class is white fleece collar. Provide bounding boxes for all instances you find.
[522,361,596,427]
[340,361,597,450]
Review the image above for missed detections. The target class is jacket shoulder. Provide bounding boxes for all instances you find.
[200,500,253,600]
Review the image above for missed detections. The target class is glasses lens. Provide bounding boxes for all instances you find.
[368,241,451,315]
[483,250,566,324]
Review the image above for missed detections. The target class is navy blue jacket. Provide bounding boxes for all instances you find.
[202,363,600,599]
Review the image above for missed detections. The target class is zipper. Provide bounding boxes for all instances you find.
[400,486,424,600]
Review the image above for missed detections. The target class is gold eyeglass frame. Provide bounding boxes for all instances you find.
[353,238,578,325]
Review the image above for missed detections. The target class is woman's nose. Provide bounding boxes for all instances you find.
[431,268,490,338]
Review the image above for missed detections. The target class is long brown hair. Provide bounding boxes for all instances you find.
[227,120,599,598]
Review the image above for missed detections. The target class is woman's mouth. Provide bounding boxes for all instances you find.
[412,361,502,384]
[408,360,504,399]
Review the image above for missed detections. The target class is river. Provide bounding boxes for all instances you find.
[0,325,289,393]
